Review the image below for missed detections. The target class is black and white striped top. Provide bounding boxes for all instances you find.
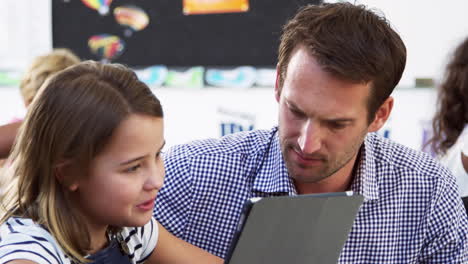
[0,216,158,264]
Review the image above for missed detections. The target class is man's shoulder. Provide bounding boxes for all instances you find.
[367,133,451,179]
[165,128,275,160]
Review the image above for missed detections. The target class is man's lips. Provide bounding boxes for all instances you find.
[291,148,325,166]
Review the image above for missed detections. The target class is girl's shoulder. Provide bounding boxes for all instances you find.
[0,217,50,240]
[0,217,70,264]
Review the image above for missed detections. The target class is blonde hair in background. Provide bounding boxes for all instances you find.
[0,61,163,263]
[19,48,80,106]
[0,48,79,211]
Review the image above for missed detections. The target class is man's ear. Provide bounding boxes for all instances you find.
[368,97,394,133]
[275,66,281,103]
[55,161,79,192]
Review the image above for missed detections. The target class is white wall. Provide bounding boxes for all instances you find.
[357,0,468,87]
[0,0,51,71]
[0,86,436,153]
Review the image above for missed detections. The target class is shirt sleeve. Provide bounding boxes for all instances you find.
[0,219,63,264]
[418,168,468,263]
[153,144,193,238]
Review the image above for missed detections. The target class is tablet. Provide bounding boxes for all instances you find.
[224,192,364,264]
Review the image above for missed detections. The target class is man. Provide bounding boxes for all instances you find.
[154,3,468,263]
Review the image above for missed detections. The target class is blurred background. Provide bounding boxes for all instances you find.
[1,0,468,151]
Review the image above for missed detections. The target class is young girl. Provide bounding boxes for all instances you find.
[0,61,222,264]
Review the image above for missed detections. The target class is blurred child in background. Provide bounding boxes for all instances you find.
[0,48,80,160]
[429,37,468,200]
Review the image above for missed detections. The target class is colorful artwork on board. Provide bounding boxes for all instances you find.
[0,72,20,86]
[164,67,205,88]
[183,0,249,15]
[134,65,168,87]
[88,34,125,62]
[114,5,150,37]
[81,0,113,15]
[205,66,256,88]
[255,68,276,87]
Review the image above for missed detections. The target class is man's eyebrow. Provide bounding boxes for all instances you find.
[286,98,355,123]
[325,118,355,123]
[285,98,305,113]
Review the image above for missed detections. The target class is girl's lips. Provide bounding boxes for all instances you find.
[136,198,155,211]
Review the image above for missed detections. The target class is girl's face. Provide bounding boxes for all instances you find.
[70,114,165,232]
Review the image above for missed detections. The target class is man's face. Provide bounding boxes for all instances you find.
[276,45,382,191]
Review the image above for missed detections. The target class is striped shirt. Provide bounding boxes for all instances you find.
[154,127,468,263]
[0,217,158,264]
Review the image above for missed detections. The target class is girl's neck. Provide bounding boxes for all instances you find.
[87,225,109,254]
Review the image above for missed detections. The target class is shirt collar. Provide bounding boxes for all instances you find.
[253,127,296,195]
[350,134,379,201]
[252,128,379,200]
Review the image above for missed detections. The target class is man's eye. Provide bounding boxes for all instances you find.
[329,122,346,130]
[290,108,306,118]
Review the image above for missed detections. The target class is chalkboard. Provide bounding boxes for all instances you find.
[52,0,321,67]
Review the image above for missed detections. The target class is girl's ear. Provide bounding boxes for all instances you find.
[55,161,80,192]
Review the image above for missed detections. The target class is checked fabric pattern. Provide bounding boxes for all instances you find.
[154,127,468,263]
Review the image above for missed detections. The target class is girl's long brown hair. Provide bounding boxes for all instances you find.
[1,61,163,263]
[429,37,468,156]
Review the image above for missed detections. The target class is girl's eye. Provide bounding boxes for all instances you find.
[124,164,141,173]
[156,151,164,158]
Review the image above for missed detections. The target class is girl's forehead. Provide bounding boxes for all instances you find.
[92,115,164,164]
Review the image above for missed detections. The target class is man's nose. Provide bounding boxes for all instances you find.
[298,120,321,154]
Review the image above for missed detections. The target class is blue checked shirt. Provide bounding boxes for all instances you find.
[154,127,468,263]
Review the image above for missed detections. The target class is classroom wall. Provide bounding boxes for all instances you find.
[0,86,436,153]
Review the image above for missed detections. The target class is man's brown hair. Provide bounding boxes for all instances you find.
[277,3,406,121]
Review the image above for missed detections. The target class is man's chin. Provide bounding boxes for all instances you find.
[288,167,329,184]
